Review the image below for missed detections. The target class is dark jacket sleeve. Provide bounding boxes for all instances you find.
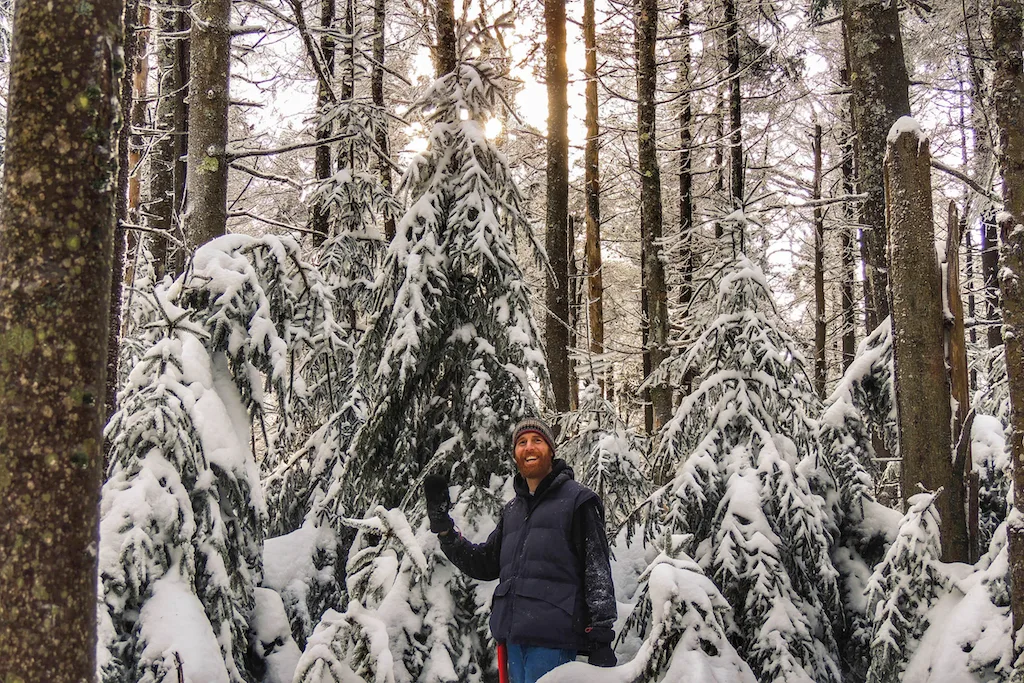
[438,515,503,581]
[573,498,617,636]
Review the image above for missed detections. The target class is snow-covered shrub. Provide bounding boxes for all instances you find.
[293,507,493,683]
[610,537,756,683]
[976,345,1010,424]
[99,235,337,683]
[262,522,347,651]
[251,588,302,683]
[973,414,1010,551]
[558,383,650,532]
[865,492,947,683]
[646,255,841,683]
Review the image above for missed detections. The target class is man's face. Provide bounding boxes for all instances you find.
[514,431,554,482]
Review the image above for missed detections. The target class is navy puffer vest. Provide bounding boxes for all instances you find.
[489,465,598,650]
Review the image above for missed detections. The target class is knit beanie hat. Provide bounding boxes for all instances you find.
[512,417,556,455]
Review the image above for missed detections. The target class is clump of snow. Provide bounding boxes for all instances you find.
[252,588,302,683]
[138,574,231,683]
[886,116,926,144]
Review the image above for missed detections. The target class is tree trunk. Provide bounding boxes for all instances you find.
[169,3,190,274]
[813,124,827,397]
[109,0,145,423]
[183,0,231,251]
[886,124,967,562]
[725,0,743,222]
[966,224,978,387]
[545,0,571,413]
[946,201,975,561]
[151,0,187,276]
[843,0,911,332]
[584,0,605,396]
[638,0,671,431]
[127,6,150,219]
[714,91,725,239]
[0,0,120,678]
[983,211,1003,347]
[839,114,856,368]
[313,0,336,245]
[991,0,1024,639]
[678,0,694,313]
[568,215,580,410]
[434,0,457,77]
[373,0,396,241]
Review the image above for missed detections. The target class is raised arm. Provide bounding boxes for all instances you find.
[437,518,503,581]
[424,474,503,581]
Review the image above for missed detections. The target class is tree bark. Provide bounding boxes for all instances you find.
[568,215,580,410]
[714,91,725,239]
[678,0,694,313]
[638,0,671,431]
[0,0,120,678]
[840,112,858,369]
[183,0,231,251]
[991,0,1024,639]
[434,0,457,77]
[813,124,827,397]
[168,3,190,274]
[150,0,187,276]
[946,201,975,561]
[843,0,911,332]
[725,0,743,221]
[584,0,605,396]
[109,0,145,423]
[313,0,336,245]
[983,211,1003,347]
[545,0,571,412]
[373,0,395,241]
[886,124,967,562]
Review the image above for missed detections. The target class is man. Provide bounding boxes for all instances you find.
[423,417,617,683]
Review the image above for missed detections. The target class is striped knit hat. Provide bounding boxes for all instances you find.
[512,417,556,454]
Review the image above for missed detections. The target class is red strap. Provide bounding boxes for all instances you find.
[497,641,509,683]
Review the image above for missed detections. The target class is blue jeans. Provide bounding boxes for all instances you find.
[505,642,576,683]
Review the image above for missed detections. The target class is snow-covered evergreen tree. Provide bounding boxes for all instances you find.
[292,505,497,683]
[647,255,841,683]
[864,492,948,683]
[557,383,649,532]
[973,415,1010,552]
[328,60,546,517]
[99,235,338,683]
[818,351,903,683]
[611,536,756,682]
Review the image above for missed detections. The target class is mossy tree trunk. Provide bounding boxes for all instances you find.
[991,0,1024,644]
[0,0,121,679]
[886,125,967,562]
[183,0,231,251]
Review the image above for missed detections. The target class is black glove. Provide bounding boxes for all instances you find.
[589,645,617,668]
[586,627,616,668]
[423,474,454,534]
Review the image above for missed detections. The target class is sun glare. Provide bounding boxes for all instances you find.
[485,118,504,139]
